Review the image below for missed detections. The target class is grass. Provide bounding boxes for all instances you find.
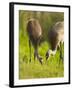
[19,30,64,79]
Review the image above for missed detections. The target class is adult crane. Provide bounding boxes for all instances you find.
[27,19,43,64]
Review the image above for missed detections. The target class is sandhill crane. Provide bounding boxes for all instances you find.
[46,21,64,60]
[27,19,42,64]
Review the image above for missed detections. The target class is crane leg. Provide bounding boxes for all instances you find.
[34,51,36,61]
[59,42,64,61]
[34,48,43,64]
[29,39,31,62]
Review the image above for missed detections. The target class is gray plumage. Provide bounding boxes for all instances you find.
[48,21,64,50]
[46,21,64,60]
[27,19,42,49]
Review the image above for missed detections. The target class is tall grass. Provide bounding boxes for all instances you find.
[19,30,64,79]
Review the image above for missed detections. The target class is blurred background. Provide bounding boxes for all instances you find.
[19,11,64,42]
